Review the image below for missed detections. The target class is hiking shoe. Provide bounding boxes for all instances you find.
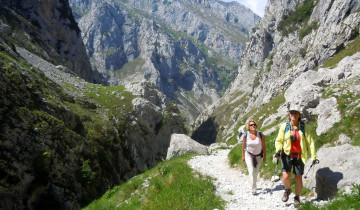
[294,195,300,206]
[282,188,291,202]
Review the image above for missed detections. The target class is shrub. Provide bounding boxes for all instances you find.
[299,21,319,40]
[277,0,315,37]
[76,160,96,186]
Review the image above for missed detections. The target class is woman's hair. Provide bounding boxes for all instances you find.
[246,120,256,130]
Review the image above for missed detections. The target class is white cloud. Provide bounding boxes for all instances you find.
[221,0,268,17]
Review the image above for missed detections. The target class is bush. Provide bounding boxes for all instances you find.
[76,160,96,186]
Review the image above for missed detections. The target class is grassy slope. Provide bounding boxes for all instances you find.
[84,154,225,210]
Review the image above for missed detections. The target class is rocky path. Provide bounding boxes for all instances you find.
[188,149,303,209]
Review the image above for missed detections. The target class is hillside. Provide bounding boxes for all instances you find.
[192,0,360,146]
[69,0,260,122]
[2,0,360,209]
[0,1,185,209]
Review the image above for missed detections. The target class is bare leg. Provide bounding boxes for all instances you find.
[294,175,303,196]
[283,172,291,189]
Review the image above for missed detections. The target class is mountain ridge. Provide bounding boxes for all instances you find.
[70,0,261,122]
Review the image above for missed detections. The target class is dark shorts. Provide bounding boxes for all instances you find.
[281,154,304,175]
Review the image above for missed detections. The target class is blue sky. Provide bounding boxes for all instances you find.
[222,0,268,17]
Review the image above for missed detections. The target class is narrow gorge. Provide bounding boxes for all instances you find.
[1,0,359,209]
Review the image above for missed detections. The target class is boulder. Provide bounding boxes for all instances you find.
[237,125,246,143]
[166,134,208,160]
[304,143,360,200]
[208,142,228,153]
[334,134,353,146]
[308,97,341,136]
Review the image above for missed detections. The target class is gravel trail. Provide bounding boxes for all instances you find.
[188,149,298,210]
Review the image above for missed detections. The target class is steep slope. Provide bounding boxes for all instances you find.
[0,0,104,84]
[193,0,360,144]
[69,0,260,122]
[0,2,185,209]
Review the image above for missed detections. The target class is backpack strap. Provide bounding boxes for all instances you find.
[244,131,264,151]
[243,131,248,150]
[285,121,291,134]
[284,121,306,139]
[300,121,305,135]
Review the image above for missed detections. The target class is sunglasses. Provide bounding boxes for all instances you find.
[249,124,257,127]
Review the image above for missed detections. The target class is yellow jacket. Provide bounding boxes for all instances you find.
[275,122,317,164]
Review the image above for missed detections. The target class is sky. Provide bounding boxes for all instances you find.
[221,0,268,17]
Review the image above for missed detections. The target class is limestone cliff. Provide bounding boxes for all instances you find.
[0,1,185,209]
[193,0,360,144]
[0,0,104,83]
[69,0,260,122]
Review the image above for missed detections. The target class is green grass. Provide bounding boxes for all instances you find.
[212,93,249,143]
[321,35,360,69]
[216,89,285,145]
[114,57,145,80]
[241,91,286,129]
[317,80,360,146]
[84,84,134,113]
[299,185,360,210]
[84,154,225,210]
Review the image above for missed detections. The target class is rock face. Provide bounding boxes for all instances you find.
[69,0,260,122]
[166,134,208,160]
[191,0,360,200]
[0,0,104,84]
[193,0,360,142]
[304,144,360,200]
[0,2,185,209]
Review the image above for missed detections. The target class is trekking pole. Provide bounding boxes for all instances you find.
[304,159,320,179]
[271,159,279,181]
[270,159,279,194]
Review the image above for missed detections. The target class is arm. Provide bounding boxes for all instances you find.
[275,124,285,153]
[262,134,266,163]
[242,135,246,162]
[306,131,317,160]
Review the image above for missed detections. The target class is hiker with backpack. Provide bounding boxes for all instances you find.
[273,106,317,205]
[242,120,266,195]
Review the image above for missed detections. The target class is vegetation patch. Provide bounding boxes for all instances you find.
[277,0,315,37]
[212,93,249,143]
[240,91,286,129]
[299,21,319,40]
[266,52,274,72]
[318,80,360,147]
[299,184,360,209]
[114,57,145,80]
[84,154,225,210]
[321,35,360,69]
[84,84,134,113]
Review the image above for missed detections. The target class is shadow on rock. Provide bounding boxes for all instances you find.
[315,167,343,200]
[191,117,218,145]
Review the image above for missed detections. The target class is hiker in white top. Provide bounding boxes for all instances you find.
[242,120,266,195]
